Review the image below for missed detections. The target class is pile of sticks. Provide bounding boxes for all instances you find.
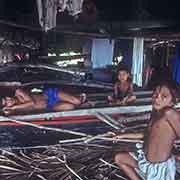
[0,142,134,180]
[0,110,180,179]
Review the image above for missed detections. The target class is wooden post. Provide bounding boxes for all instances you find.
[39,31,48,57]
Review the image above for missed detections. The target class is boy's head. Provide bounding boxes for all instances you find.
[117,65,131,82]
[1,96,16,108]
[152,81,179,110]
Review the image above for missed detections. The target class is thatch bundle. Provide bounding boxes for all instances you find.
[0,142,133,180]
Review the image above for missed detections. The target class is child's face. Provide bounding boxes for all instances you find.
[118,70,129,82]
[152,85,174,111]
[2,97,16,107]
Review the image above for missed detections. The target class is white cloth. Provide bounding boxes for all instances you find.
[37,0,84,31]
[91,39,114,68]
[36,0,44,27]
[131,37,144,87]
[36,0,58,31]
[130,143,176,180]
[58,0,83,16]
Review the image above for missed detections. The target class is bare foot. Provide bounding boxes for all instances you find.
[80,93,87,104]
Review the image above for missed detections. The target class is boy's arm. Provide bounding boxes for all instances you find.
[166,108,180,138]
[8,101,35,111]
[108,131,144,139]
[114,83,119,98]
[122,84,136,104]
[4,89,35,111]
[108,83,118,103]
[115,132,144,139]
[15,88,32,103]
[3,101,35,115]
[123,95,136,104]
[127,84,135,97]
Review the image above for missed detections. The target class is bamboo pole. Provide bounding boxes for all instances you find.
[95,112,120,130]
[0,115,89,137]
[117,112,150,124]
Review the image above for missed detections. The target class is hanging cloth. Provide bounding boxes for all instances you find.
[37,0,84,31]
[58,0,83,16]
[36,0,58,31]
[131,37,144,87]
[91,39,114,68]
[36,0,44,28]
[173,44,180,84]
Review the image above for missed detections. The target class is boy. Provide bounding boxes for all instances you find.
[114,81,180,180]
[108,66,136,105]
[1,87,82,115]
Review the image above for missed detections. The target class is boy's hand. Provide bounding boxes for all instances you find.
[3,106,15,111]
[115,100,124,105]
[106,131,116,137]
[121,99,127,105]
[2,106,15,115]
[107,95,114,102]
[119,97,128,105]
[3,109,12,115]
[114,134,126,139]
[106,131,125,139]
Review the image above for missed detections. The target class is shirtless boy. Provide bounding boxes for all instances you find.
[108,66,136,105]
[114,81,180,180]
[1,87,82,115]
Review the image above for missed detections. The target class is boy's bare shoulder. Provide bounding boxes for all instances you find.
[163,107,180,137]
[164,107,180,119]
[15,88,26,95]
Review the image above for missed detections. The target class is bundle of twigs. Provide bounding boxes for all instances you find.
[0,141,133,180]
[0,137,179,180]
[0,110,179,180]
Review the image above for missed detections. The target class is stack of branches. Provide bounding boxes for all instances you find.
[0,142,133,180]
[0,139,180,180]
[0,110,180,179]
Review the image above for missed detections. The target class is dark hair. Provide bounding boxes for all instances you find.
[156,80,179,104]
[117,64,130,74]
[0,97,4,109]
[0,93,14,110]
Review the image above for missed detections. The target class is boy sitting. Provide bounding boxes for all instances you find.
[114,81,180,180]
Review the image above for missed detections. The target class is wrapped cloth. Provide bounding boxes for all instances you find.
[130,143,176,180]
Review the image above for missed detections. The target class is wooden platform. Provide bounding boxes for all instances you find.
[0,89,179,149]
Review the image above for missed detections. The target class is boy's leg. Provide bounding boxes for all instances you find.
[53,102,75,111]
[114,152,141,180]
[58,91,81,105]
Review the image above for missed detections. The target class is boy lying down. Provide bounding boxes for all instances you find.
[0,87,87,115]
[111,81,180,180]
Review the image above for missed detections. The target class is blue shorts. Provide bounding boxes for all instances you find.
[44,88,61,109]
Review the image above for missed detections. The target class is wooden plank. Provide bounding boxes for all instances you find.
[87,91,153,98]
[0,104,152,122]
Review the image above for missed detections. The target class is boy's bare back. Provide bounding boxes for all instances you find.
[145,107,180,163]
